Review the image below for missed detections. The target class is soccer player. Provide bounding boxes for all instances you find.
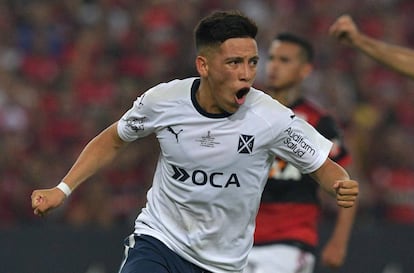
[330,14,414,79]
[31,11,359,273]
[246,33,356,273]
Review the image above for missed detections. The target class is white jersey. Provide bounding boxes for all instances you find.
[117,78,332,273]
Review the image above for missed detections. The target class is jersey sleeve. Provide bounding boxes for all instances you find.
[117,89,158,142]
[270,116,333,174]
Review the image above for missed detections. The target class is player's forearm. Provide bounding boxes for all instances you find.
[61,122,126,191]
[353,34,414,78]
[331,203,357,245]
[311,158,350,197]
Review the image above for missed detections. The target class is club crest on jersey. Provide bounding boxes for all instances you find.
[238,134,255,154]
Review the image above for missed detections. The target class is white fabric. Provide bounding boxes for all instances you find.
[245,244,315,273]
[117,78,332,273]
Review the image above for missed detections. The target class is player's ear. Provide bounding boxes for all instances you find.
[195,55,208,77]
[300,63,313,80]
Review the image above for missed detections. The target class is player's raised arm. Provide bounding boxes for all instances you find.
[310,157,358,208]
[329,14,414,79]
[31,122,127,216]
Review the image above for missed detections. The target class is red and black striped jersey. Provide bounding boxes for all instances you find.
[254,98,351,250]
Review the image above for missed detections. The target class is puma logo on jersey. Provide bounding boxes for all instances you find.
[167,126,183,142]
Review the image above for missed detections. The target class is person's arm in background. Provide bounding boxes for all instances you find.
[31,122,127,216]
[309,158,358,265]
[317,122,357,269]
[320,172,357,269]
[329,14,414,79]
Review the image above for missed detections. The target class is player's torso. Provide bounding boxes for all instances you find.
[154,91,273,204]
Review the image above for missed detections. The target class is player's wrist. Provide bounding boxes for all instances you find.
[56,181,72,197]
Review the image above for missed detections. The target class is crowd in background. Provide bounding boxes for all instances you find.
[1,0,414,229]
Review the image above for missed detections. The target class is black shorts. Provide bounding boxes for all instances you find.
[118,234,212,273]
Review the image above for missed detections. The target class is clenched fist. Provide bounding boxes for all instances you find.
[31,187,67,216]
[333,180,359,208]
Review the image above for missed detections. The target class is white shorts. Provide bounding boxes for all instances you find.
[245,244,315,273]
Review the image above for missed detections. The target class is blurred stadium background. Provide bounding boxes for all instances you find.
[1,0,414,272]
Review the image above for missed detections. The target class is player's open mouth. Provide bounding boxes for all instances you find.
[235,88,250,105]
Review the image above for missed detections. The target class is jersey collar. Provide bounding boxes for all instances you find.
[191,78,232,119]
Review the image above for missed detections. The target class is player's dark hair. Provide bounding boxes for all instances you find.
[194,10,258,51]
[275,32,314,63]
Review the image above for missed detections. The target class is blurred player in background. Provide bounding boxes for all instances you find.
[246,33,357,273]
[330,14,414,79]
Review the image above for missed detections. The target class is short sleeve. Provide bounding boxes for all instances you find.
[270,116,333,174]
[117,90,157,142]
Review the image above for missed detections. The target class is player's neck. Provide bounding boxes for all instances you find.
[196,81,220,114]
[267,87,301,107]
